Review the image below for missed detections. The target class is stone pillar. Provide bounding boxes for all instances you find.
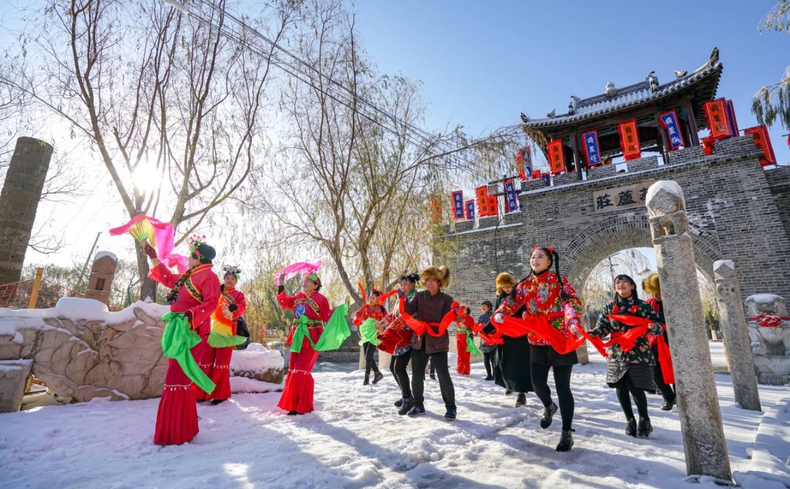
[0,137,54,285]
[0,359,32,412]
[646,180,731,481]
[84,252,118,304]
[712,260,761,411]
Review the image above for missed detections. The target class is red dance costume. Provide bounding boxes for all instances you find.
[277,291,332,414]
[149,263,220,445]
[202,287,246,401]
[456,329,471,375]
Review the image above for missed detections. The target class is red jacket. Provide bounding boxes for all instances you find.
[222,287,247,334]
[149,263,220,336]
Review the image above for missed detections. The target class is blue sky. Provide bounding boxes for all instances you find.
[353,0,790,165]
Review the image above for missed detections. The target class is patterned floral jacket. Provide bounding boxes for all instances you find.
[589,294,663,365]
[496,271,582,347]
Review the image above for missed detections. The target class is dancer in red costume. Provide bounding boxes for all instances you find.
[201,265,247,405]
[492,247,582,452]
[144,236,220,445]
[277,271,332,415]
[455,306,473,375]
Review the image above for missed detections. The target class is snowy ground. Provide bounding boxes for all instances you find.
[1,350,788,489]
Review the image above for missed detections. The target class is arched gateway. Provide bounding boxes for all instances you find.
[439,51,790,307]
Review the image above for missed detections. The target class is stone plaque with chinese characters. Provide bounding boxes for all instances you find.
[593,181,654,213]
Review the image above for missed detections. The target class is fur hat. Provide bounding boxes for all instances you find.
[421,265,450,288]
[496,272,517,295]
[643,273,661,296]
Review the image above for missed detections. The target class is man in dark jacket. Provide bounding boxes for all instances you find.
[405,265,457,420]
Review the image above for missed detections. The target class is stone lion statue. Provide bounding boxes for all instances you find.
[745,294,790,356]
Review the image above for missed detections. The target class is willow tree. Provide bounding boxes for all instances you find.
[753,0,790,129]
[0,0,299,299]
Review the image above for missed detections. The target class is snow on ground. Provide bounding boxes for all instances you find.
[1,351,788,489]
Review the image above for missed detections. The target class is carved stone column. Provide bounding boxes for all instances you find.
[646,180,731,481]
[713,260,761,411]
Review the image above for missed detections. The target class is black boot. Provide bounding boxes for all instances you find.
[637,417,653,438]
[625,418,637,437]
[556,430,574,452]
[394,398,403,408]
[444,408,457,421]
[210,399,226,406]
[398,397,414,416]
[372,372,384,384]
[363,375,370,386]
[505,388,513,396]
[515,392,527,407]
[484,375,494,381]
[407,403,426,417]
[540,402,558,429]
[661,397,676,411]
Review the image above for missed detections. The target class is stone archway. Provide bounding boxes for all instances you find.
[563,212,721,291]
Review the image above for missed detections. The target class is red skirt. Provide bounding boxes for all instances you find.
[278,328,321,414]
[456,332,471,375]
[209,347,234,401]
[154,358,199,445]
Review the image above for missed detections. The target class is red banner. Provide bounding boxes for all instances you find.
[617,119,642,160]
[547,140,566,174]
[703,98,733,140]
[744,125,777,166]
[515,146,532,181]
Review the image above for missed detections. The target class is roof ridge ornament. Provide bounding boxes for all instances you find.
[645,71,659,93]
[605,81,617,98]
[568,95,580,115]
[546,109,556,118]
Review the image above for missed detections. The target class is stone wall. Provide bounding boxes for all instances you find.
[765,165,790,241]
[0,299,169,403]
[439,136,790,310]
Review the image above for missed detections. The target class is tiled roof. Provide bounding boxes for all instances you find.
[524,57,723,129]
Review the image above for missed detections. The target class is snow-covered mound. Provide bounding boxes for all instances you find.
[230,342,284,374]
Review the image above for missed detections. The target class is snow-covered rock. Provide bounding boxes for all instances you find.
[230,343,284,384]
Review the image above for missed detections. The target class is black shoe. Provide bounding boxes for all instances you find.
[484,375,494,381]
[210,399,226,406]
[444,409,457,421]
[407,404,426,417]
[372,372,384,384]
[625,418,637,437]
[515,392,527,407]
[398,398,414,416]
[363,376,370,386]
[505,388,513,396]
[430,373,436,381]
[196,399,207,403]
[661,397,676,411]
[637,417,653,438]
[394,398,403,408]
[556,430,574,452]
[540,402,558,429]
[287,410,298,415]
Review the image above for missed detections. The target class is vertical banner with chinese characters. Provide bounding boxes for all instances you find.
[451,191,464,220]
[659,110,685,150]
[465,200,475,221]
[744,125,777,166]
[703,99,732,140]
[582,130,602,166]
[503,179,518,213]
[617,119,642,160]
[515,146,532,181]
[541,173,551,187]
[487,194,498,217]
[547,140,566,174]
[476,185,490,217]
[726,100,739,136]
[593,181,654,213]
[430,198,442,223]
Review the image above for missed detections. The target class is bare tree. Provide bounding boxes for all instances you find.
[1,0,299,299]
[753,0,790,130]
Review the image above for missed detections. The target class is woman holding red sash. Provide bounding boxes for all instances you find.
[379,273,418,414]
[277,272,332,415]
[493,247,582,452]
[643,273,676,411]
[588,274,663,438]
[404,265,457,421]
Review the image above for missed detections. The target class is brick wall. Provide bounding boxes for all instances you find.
[438,136,790,310]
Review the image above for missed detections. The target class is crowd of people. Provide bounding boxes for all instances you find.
[143,236,675,453]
